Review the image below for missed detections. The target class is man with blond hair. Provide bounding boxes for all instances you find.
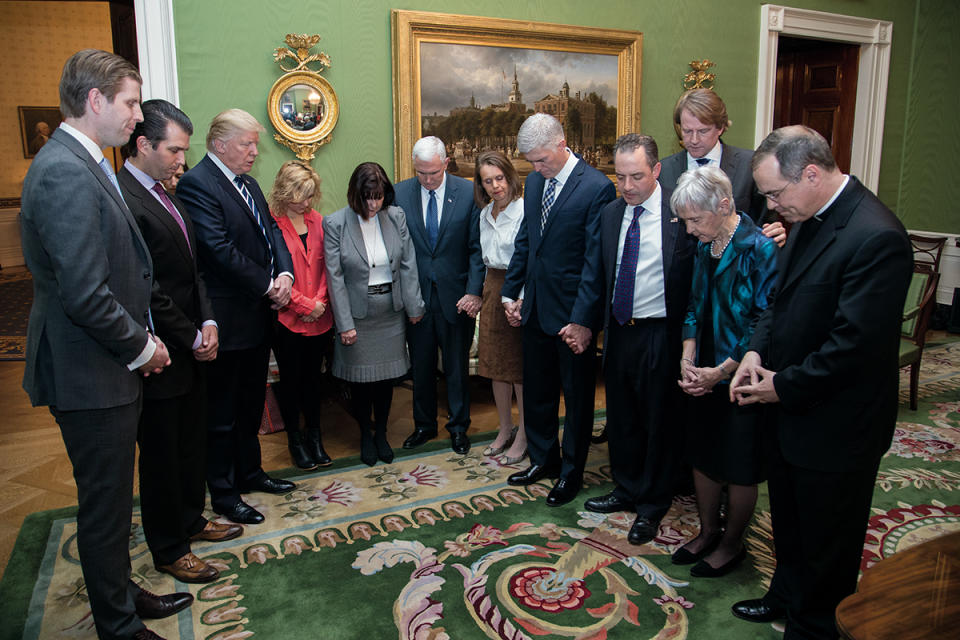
[178,109,296,525]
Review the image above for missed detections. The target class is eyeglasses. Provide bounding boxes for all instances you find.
[759,179,798,203]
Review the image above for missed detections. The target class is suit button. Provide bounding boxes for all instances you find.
[143,271,151,279]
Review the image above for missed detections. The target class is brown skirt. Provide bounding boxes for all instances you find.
[478,268,523,383]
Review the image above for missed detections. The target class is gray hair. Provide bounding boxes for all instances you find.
[517,113,564,153]
[752,125,836,181]
[670,166,736,216]
[412,136,446,162]
[205,108,264,152]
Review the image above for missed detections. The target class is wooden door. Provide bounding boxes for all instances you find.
[774,37,860,173]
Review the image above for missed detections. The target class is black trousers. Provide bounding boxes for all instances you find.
[53,400,145,640]
[407,285,474,434]
[205,342,271,512]
[272,324,332,433]
[137,377,208,567]
[764,425,879,640]
[522,309,597,481]
[603,319,683,520]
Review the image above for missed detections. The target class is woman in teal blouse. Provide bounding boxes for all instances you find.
[669,166,778,578]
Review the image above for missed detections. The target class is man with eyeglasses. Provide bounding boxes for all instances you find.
[729,125,912,639]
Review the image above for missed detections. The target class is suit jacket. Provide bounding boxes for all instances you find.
[119,165,215,399]
[273,209,333,336]
[323,205,425,334]
[749,177,912,472]
[681,214,778,365]
[176,154,294,350]
[659,143,773,225]
[394,173,484,324]
[20,127,154,410]
[502,156,616,334]
[599,189,696,342]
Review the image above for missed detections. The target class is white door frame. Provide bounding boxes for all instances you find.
[133,0,179,105]
[755,4,893,192]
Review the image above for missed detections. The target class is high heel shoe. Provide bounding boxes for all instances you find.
[483,426,517,456]
[287,430,318,470]
[499,449,527,465]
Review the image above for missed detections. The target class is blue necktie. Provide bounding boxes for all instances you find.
[234,175,274,275]
[696,157,711,167]
[612,206,644,325]
[426,189,438,248]
[540,178,558,231]
[98,158,125,204]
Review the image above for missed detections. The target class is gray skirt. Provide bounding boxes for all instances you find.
[331,290,410,383]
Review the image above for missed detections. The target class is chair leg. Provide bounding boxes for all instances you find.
[910,361,920,411]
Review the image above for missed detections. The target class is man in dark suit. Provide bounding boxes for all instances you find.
[120,100,243,585]
[659,89,785,246]
[730,126,913,638]
[177,109,296,525]
[394,136,484,455]
[582,134,696,544]
[502,113,616,506]
[20,49,190,640]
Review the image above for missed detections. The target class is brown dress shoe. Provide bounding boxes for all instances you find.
[190,520,243,542]
[156,552,219,584]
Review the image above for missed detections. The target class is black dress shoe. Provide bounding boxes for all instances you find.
[691,546,747,577]
[402,429,437,449]
[246,476,295,494]
[507,463,561,486]
[133,629,165,639]
[590,426,608,444]
[671,533,722,565]
[627,515,659,545]
[584,493,633,514]
[214,501,264,525]
[731,598,786,623]
[134,587,193,619]
[451,432,470,455]
[546,478,581,507]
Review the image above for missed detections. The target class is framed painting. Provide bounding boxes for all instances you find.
[391,10,642,181]
[18,106,62,159]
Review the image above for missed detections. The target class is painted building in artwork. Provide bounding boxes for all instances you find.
[534,81,597,147]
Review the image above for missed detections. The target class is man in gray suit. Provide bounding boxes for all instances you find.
[20,50,190,640]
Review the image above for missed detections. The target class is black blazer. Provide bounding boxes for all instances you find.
[502,156,616,334]
[750,177,913,472]
[176,155,294,350]
[659,143,773,225]
[599,189,696,341]
[119,166,215,399]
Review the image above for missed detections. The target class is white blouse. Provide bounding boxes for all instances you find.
[479,198,524,269]
[357,213,391,285]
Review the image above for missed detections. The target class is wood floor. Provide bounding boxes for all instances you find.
[0,358,607,576]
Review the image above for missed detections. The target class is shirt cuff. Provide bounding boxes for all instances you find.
[127,336,156,371]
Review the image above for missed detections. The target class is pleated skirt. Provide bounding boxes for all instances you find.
[331,291,409,383]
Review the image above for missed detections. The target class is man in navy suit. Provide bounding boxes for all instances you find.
[583,134,696,544]
[177,109,296,525]
[395,136,484,455]
[502,113,616,507]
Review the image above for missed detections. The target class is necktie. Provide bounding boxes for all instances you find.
[98,158,125,203]
[234,175,274,275]
[695,157,711,167]
[151,183,191,255]
[426,190,439,248]
[612,206,644,325]
[540,177,558,231]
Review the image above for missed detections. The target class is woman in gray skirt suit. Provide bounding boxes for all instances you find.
[324,162,424,465]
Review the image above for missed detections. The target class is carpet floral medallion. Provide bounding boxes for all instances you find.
[3,342,959,639]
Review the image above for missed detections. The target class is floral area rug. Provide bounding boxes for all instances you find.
[2,341,959,639]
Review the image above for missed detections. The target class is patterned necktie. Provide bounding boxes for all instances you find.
[98,158,125,203]
[426,189,439,248]
[151,183,191,255]
[696,157,711,167]
[234,175,274,275]
[540,177,558,231]
[612,206,644,325]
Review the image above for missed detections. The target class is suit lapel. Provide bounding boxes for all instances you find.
[525,172,545,251]
[120,168,193,264]
[660,196,679,285]
[208,161,266,238]
[403,184,428,249]
[436,177,457,245]
[718,144,741,180]
[345,208,369,266]
[380,209,400,264]
[602,197,625,285]
[541,159,583,238]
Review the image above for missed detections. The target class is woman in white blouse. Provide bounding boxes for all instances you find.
[474,151,526,464]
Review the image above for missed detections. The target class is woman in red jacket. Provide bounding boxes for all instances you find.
[269,161,334,469]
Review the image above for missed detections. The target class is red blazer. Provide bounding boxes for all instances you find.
[272,209,333,336]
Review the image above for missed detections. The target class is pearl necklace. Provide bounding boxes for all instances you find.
[710,215,741,258]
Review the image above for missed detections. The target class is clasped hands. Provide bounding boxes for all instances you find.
[268,274,293,310]
[678,359,728,396]
[456,294,481,318]
[728,351,780,405]
[139,334,171,377]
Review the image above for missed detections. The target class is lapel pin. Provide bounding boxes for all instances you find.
[670,217,679,223]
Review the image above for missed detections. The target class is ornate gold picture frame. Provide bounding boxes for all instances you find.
[391,10,642,181]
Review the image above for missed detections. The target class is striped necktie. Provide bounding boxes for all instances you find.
[612,206,644,325]
[540,177,558,231]
[234,175,274,275]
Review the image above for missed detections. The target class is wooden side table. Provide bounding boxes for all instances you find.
[836,531,960,639]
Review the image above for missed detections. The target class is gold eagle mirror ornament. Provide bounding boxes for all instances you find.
[268,34,339,161]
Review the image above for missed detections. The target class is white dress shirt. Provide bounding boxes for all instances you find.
[686,141,723,172]
[480,198,524,269]
[613,183,667,318]
[419,173,447,228]
[357,213,391,285]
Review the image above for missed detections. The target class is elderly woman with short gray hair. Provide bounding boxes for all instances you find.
[669,165,778,578]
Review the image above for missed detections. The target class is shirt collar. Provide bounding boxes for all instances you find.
[207,150,239,182]
[814,174,849,220]
[59,122,104,164]
[420,171,447,196]
[552,148,578,188]
[688,141,722,168]
[639,182,662,215]
[123,159,160,192]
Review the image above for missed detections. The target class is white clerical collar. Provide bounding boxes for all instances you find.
[814,175,850,219]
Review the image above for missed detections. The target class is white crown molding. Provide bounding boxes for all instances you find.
[133,0,179,105]
[755,5,893,193]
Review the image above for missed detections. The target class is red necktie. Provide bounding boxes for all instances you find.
[151,182,191,255]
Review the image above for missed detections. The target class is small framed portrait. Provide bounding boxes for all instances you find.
[19,106,63,159]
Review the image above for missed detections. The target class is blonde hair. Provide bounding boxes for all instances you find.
[269,161,322,214]
[205,108,264,152]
